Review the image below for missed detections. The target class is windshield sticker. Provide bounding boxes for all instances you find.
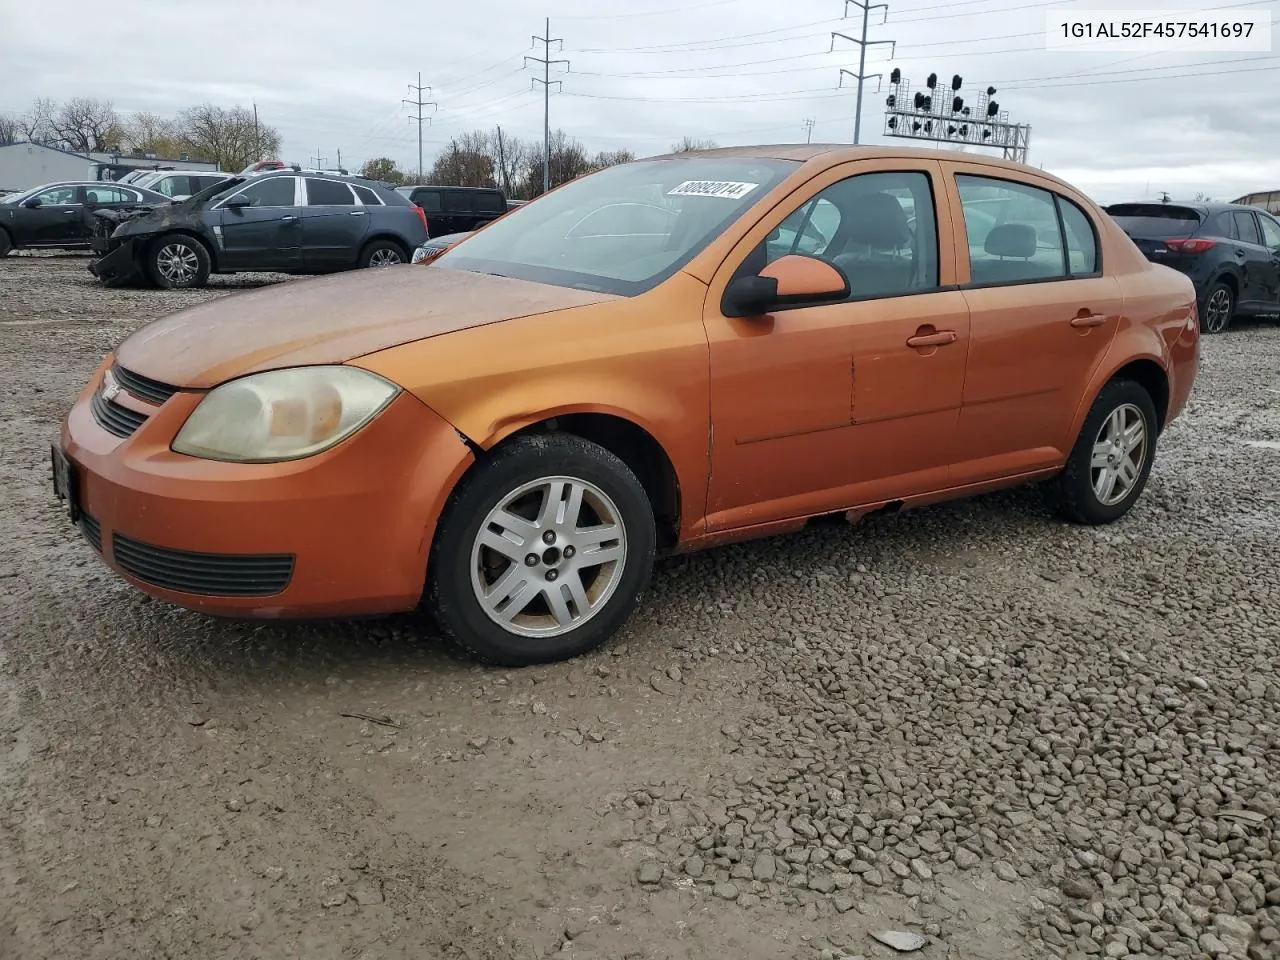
[667,180,760,200]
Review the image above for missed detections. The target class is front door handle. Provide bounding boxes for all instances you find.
[63,210,78,215]
[906,330,957,348]
[1070,312,1108,328]
[349,210,367,216]
[280,215,297,221]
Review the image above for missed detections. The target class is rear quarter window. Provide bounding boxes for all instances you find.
[1106,205,1203,238]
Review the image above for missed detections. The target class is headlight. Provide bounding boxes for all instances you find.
[411,245,431,263]
[171,366,400,463]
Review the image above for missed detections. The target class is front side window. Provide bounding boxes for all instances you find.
[305,178,356,205]
[1258,214,1280,250]
[740,170,939,300]
[35,185,78,205]
[436,157,799,295]
[958,175,1066,283]
[1232,210,1262,245]
[227,177,296,208]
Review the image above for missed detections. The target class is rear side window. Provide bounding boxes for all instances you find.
[416,190,443,214]
[476,191,506,214]
[352,185,381,205]
[957,175,1066,283]
[1204,212,1237,239]
[1057,198,1099,275]
[443,191,473,214]
[305,178,355,205]
[1106,204,1203,238]
[1232,211,1262,245]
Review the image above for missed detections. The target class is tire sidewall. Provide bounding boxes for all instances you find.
[1200,280,1234,334]
[0,227,12,257]
[1061,380,1159,524]
[429,435,656,666]
[361,240,406,269]
[148,234,210,289]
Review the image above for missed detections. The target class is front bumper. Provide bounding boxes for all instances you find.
[57,358,475,619]
[88,237,142,284]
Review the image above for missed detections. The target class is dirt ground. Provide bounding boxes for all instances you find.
[2,253,1278,960]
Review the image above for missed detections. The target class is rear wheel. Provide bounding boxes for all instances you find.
[147,234,211,289]
[1053,379,1158,525]
[360,239,406,269]
[0,228,12,257]
[1200,280,1234,334]
[428,434,656,666]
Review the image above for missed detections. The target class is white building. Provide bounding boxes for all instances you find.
[0,142,219,193]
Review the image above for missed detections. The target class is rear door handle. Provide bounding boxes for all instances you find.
[906,330,957,348]
[1071,314,1107,328]
[280,215,297,221]
[349,210,367,216]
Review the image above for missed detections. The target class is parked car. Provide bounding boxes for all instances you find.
[54,145,1198,666]
[130,170,235,201]
[0,181,172,256]
[411,230,471,264]
[395,184,508,237]
[1104,200,1280,333]
[88,171,428,288]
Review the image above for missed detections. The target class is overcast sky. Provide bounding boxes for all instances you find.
[1,0,1277,203]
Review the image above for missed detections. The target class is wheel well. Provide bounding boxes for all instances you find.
[506,414,682,550]
[1112,359,1170,432]
[1212,272,1238,297]
[362,234,409,258]
[147,230,215,268]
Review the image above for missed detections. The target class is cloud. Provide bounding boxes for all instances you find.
[1,0,1276,201]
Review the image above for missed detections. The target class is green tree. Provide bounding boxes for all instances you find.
[360,157,404,183]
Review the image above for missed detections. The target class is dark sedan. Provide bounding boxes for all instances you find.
[89,171,429,289]
[1106,200,1280,333]
[0,181,170,256]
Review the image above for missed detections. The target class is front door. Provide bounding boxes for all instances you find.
[1254,213,1280,311]
[943,164,1124,482]
[217,176,302,271]
[23,184,85,245]
[702,160,971,532]
[1231,210,1274,310]
[300,177,369,270]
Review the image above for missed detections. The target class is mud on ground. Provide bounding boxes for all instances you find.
[2,253,1279,960]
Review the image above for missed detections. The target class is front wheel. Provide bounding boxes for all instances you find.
[428,434,656,666]
[1053,379,1158,525]
[147,234,211,289]
[360,239,406,269]
[1200,281,1234,334]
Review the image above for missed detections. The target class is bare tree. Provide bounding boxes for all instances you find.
[429,131,497,188]
[45,97,124,152]
[490,127,530,197]
[20,98,56,144]
[518,130,595,198]
[0,113,18,147]
[126,111,182,158]
[670,136,718,153]
[178,104,280,171]
[593,149,635,168]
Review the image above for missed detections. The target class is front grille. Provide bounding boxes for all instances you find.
[80,513,102,553]
[112,534,294,597]
[90,389,148,438]
[113,365,178,406]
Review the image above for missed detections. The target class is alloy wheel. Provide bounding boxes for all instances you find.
[469,476,628,639]
[1090,403,1148,506]
[156,243,198,285]
[1204,287,1232,333]
[368,248,402,267]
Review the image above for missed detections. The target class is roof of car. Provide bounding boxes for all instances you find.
[1107,200,1269,214]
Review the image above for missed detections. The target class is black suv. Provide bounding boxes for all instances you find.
[1106,200,1280,333]
[89,171,428,289]
[395,185,508,238]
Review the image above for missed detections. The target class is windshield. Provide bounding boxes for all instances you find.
[1106,204,1203,238]
[185,176,249,206]
[436,157,799,295]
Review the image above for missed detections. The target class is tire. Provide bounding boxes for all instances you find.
[1199,280,1234,334]
[427,434,656,666]
[147,234,211,289]
[1053,379,1158,525]
[0,228,12,257]
[359,239,407,269]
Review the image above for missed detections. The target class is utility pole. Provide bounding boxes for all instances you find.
[336,148,342,171]
[495,125,509,194]
[831,0,896,145]
[403,72,437,183]
[252,102,261,161]
[803,118,816,143]
[525,18,569,195]
[310,148,326,169]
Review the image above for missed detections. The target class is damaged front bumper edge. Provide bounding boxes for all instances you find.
[88,238,141,284]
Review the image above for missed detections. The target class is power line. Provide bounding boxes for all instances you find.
[832,0,896,145]
[525,17,570,195]
[557,0,737,19]
[403,72,437,182]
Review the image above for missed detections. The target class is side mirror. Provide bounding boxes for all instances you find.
[23,197,42,209]
[723,254,850,317]
[223,195,251,210]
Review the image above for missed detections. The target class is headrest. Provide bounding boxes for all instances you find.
[843,192,910,248]
[984,223,1037,259]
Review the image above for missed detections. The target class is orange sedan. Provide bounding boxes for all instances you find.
[55,146,1199,665]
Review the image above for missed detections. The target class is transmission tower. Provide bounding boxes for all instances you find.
[403,72,437,183]
[525,18,570,195]
[831,0,896,145]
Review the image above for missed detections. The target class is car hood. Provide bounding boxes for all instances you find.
[114,266,620,389]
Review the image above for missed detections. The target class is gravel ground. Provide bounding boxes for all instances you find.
[2,252,1279,960]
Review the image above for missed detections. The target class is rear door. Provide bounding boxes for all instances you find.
[1253,213,1280,310]
[1230,210,1271,308]
[441,189,474,234]
[473,190,507,227]
[82,184,151,241]
[413,188,445,235]
[216,176,303,271]
[300,177,369,269]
